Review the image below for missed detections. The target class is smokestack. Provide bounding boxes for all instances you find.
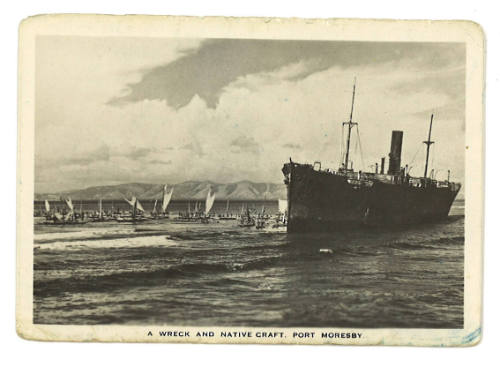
[388,131,403,175]
[380,157,385,174]
[375,163,379,174]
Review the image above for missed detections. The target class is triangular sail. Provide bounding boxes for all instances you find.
[152,199,157,214]
[278,199,288,214]
[99,198,102,218]
[65,197,74,212]
[44,200,50,212]
[132,198,137,218]
[205,188,216,215]
[162,185,173,212]
[124,196,136,207]
[136,198,145,213]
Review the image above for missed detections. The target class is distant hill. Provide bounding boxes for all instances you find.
[35,181,287,201]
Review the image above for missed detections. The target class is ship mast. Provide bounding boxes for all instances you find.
[423,114,435,179]
[343,78,358,171]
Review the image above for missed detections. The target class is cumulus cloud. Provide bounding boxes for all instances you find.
[35,37,466,193]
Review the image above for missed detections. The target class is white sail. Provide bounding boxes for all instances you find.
[152,199,157,214]
[124,196,136,207]
[44,200,50,212]
[278,199,288,214]
[99,198,102,217]
[135,199,145,212]
[162,185,174,212]
[205,188,216,215]
[65,197,74,211]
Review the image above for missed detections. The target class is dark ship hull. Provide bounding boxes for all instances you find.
[281,81,461,233]
[282,162,460,233]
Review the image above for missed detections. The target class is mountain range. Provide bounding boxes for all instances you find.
[35,181,287,201]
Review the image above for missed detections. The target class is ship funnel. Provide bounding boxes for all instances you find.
[388,131,403,175]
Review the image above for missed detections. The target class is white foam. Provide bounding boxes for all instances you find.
[35,234,177,251]
[35,226,134,242]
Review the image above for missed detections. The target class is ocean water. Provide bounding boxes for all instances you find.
[33,200,464,328]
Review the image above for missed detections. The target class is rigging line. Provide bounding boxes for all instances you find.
[431,144,435,177]
[353,132,359,169]
[340,125,345,167]
[355,125,365,170]
[408,143,423,167]
[354,130,359,153]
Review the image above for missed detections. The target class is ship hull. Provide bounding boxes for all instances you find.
[283,163,460,233]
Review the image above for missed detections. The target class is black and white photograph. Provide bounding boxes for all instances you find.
[16,15,484,346]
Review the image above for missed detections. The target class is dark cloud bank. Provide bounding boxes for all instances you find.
[109,40,465,110]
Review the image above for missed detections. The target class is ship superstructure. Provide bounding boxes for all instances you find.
[282,80,461,233]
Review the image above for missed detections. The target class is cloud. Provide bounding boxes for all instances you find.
[36,144,110,168]
[109,40,465,110]
[180,141,204,157]
[121,147,151,160]
[148,159,172,165]
[391,66,465,102]
[35,37,466,193]
[282,143,302,150]
[230,135,261,154]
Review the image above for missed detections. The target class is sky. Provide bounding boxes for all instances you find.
[35,37,465,193]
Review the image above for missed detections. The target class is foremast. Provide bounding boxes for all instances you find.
[342,78,358,171]
[423,114,435,179]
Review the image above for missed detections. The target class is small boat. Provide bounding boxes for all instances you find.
[160,184,174,218]
[239,207,255,227]
[115,216,147,223]
[201,187,216,223]
[90,198,113,222]
[41,197,88,225]
[272,199,288,228]
[218,200,236,220]
[171,188,217,224]
[120,196,148,222]
[255,205,267,229]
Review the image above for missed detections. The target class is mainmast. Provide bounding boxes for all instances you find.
[343,78,358,170]
[423,114,435,179]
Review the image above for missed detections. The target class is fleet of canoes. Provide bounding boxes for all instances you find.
[35,189,288,229]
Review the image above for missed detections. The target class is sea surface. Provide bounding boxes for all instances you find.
[33,200,464,328]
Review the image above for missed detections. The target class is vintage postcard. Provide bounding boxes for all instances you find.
[17,15,484,346]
